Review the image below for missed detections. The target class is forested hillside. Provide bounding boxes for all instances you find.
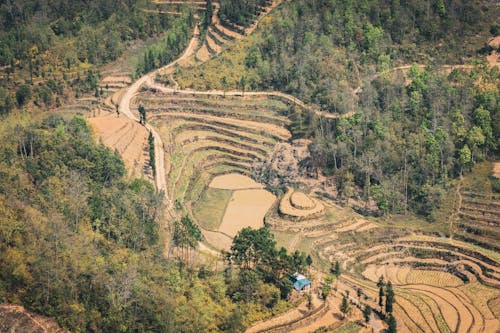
[0,117,309,330]
[0,0,191,114]
[1,0,499,332]
[176,0,500,218]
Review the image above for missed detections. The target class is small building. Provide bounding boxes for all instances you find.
[290,272,312,291]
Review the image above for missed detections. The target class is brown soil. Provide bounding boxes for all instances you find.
[404,284,482,333]
[202,229,233,251]
[279,188,325,220]
[487,36,500,68]
[0,304,68,333]
[405,270,464,287]
[219,189,276,237]
[290,191,316,209]
[195,43,212,62]
[150,111,291,140]
[493,162,500,179]
[88,113,152,181]
[206,34,223,54]
[209,173,263,190]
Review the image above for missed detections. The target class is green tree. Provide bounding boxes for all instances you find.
[16,85,32,106]
[385,281,395,314]
[340,292,349,319]
[138,105,146,125]
[386,313,397,333]
[148,131,156,176]
[204,0,213,29]
[278,277,294,300]
[363,305,372,325]
[378,285,384,310]
[321,284,331,299]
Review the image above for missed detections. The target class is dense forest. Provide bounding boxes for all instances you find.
[220,0,268,26]
[304,65,499,218]
[0,114,310,331]
[0,0,191,113]
[177,0,499,218]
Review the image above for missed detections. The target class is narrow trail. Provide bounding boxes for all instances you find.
[449,177,463,241]
[354,64,475,94]
[147,81,356,119]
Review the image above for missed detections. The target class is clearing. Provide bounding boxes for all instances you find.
[219,189,276,237]
[88,114,152,181]
[209,173,264,190]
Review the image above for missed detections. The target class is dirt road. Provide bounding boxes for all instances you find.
[118,25,200,220]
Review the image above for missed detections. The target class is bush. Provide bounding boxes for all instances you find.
[16,85,31,106]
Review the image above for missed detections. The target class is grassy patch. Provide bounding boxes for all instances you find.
[377,215,450,235]
[193,188,233,231]
[330,321,363,333]
[462,162,494,192]
[271,230,298,249]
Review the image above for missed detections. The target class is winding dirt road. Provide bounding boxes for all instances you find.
[118,25,201,220]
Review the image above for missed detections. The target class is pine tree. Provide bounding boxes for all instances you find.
[363,305,372,325]
[378,285,384,310]
[386,313,397,333]
[385,281,395,314]
[138,105,146,125]
[204,0,213,29]
[340,293,349,319]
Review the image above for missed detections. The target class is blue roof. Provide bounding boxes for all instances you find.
[293,278,311,290]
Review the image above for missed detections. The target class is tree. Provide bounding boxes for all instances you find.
[306,254,313,267]
[278,277,294,300]
[363,305,372,325]
[228,227,276,271]
[138,105,146,125]
[386,313,397,333]
[321,284,331,299]
[331,261,341,278]
[385,281,395,314]
[306,291,313,310]
[204,0,213,29]
[239,76,247,96]
[340,292,349,319]
[148,131,156,176]
[173,216,202,263]
[378,285,384,310]
[306,254,313,274]
[16,85,31,106]
[357,287,363,301]
[221,76,228,97]
[5,95,13,113]
[376,275,385,288]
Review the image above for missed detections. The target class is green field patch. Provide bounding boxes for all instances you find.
[193,188,233,231]
[330,321,363,333]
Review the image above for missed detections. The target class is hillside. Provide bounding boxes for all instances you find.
[0,0,499,332]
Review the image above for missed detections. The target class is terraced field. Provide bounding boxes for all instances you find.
[315,228,500,332]
[456,191,500,252]
[133,91,292,248]
[65,1,500,332]
[88,113,152,181]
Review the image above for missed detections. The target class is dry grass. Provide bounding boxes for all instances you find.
[406,270,464,287]
[279,188,325,220]
[219,189,276,237]
[209,173,263,190]
[459,282,500,320]
[192,188,233,231]
[290,191,316,209]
